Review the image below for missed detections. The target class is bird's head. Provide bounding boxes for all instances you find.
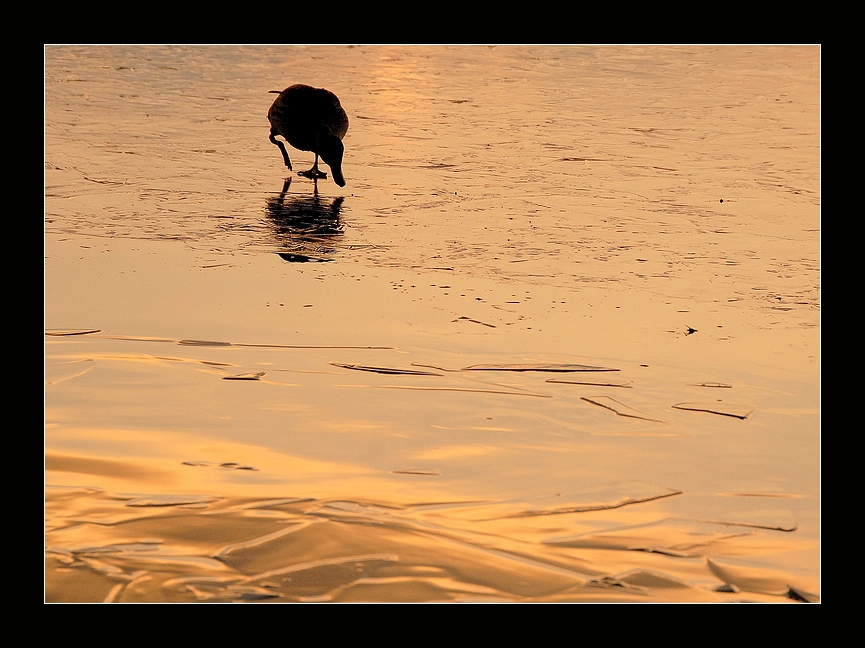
[319,133,346,187]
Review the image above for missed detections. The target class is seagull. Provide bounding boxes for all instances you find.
[267,84,349,187]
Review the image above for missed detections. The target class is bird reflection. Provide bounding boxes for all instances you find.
[266,177,344,262]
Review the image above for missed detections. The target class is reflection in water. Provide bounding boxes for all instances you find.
[266,178,344,262]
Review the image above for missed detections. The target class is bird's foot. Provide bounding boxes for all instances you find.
[298,168,328,180]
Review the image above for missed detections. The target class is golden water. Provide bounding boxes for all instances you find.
[45,46,820,602]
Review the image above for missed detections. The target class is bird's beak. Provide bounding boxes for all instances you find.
[320,135,346,188]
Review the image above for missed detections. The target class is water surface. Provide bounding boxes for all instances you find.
[45,46,820,602]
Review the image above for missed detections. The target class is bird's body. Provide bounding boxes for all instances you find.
[268,84,349,187]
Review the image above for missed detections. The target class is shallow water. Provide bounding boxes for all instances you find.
[45,46,820,603]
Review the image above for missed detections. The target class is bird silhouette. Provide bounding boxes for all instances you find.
[267,84,349,187]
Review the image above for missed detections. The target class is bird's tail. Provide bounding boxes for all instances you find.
[269,90,281,94]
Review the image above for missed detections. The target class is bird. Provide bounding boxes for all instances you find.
[267,84,349,187]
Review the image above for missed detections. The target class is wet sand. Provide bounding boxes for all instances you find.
[45,46,820,602]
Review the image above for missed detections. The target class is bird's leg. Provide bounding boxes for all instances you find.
[269,133,292,170]
[299,153,328,180]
